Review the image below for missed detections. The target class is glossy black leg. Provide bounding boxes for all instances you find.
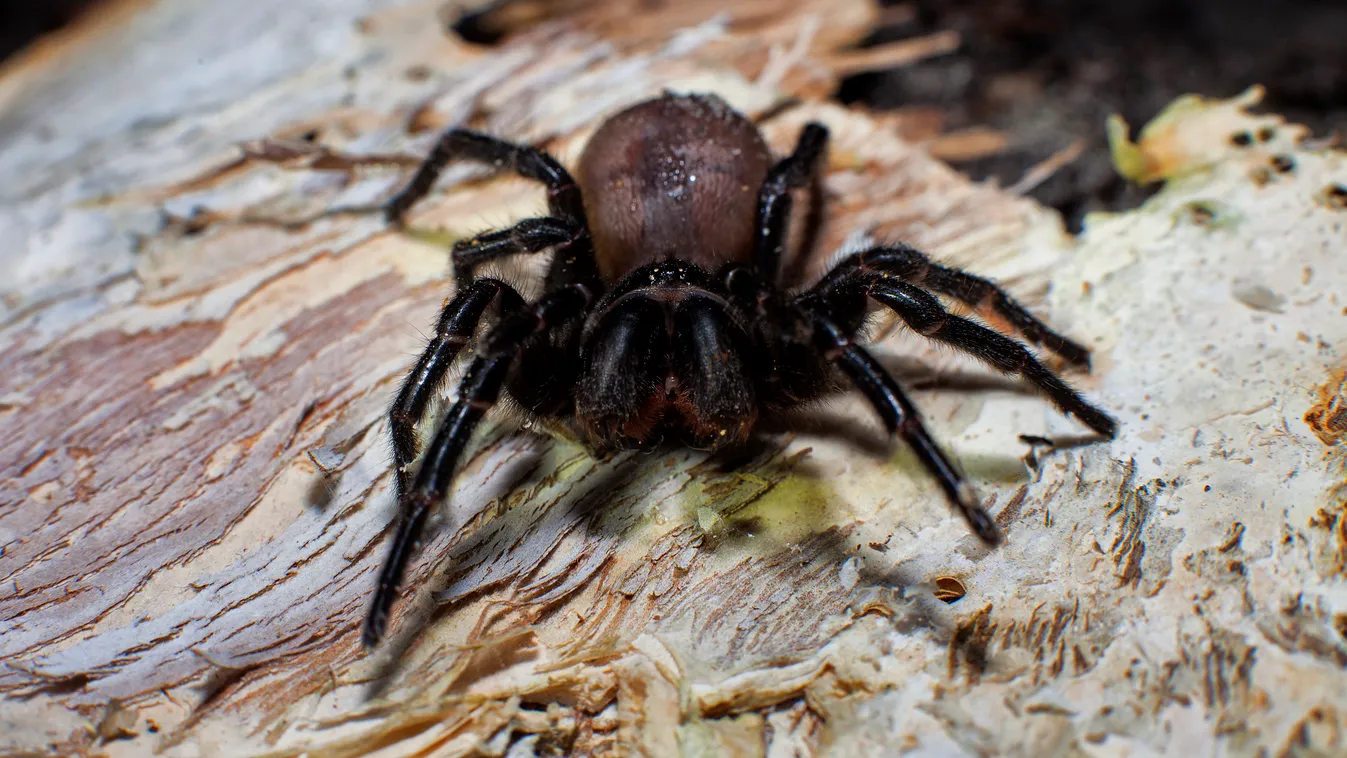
[385,129,587,225]
[817,245,1094,367]
[388,278,524,508]
[450,216,580,282]
[754,123,829,283]
[812,317,1000,544]
[364,283,592,647]
[866,281,1116,437]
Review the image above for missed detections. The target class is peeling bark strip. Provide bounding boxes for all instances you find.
[2,1,1347,756]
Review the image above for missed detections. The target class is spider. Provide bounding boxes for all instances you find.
[363,93,1117,646]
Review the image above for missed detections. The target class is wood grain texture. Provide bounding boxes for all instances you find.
[2,1,1346,756]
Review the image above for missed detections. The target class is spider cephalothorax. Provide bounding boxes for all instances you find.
[364,93,1117,646]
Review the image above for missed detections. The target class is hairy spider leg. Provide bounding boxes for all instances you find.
[385,129,603,288]
[385,129,587,225]
[754,123,829,283]
[865,281,1116,437]
[364,283,593,647]
[450,216,581,282]
[721,264,835,406]
[812,318,1001,544]
[388,278,524,505]
[821,246,1094,367]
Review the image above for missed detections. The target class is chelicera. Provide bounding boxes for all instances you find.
[363,93,1116,646]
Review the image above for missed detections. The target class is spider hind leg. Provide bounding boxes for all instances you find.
[385,129,585,225]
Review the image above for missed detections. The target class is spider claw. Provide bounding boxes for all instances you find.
[1076,405,1119,439]
[361,610,386,649]
[955,483,1002,545]
[1050,337,1093,370]
[964,505,1003,546]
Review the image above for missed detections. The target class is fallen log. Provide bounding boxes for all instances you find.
[2,1,1345,755]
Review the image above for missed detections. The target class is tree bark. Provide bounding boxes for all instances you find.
[2,1,1345,756]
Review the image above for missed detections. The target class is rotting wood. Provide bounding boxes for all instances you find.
[2,1,1347,756]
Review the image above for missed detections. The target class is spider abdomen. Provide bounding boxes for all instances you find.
[576,93,773,283]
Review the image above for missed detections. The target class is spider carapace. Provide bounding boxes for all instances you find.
[364,93,1117,646]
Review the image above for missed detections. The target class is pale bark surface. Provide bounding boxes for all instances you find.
[1,1,1345,756]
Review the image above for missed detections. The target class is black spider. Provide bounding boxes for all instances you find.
[363,93,1116,646]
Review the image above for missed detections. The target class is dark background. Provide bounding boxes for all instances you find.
[842,0,1347,229]
[0,0,99,62]
[4,0,1344,230]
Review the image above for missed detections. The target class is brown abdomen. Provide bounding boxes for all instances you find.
[576,93,774,283]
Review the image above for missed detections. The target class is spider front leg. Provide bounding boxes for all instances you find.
[450,216,581,282]
[793,261,1116,542]
[365,282,593,647]
[389,278,524,508]
[385,129,586,225]
[863,280,1116,437]
[811,317,1000,544]
[819,245,1094,367]
[754,123,829,282]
